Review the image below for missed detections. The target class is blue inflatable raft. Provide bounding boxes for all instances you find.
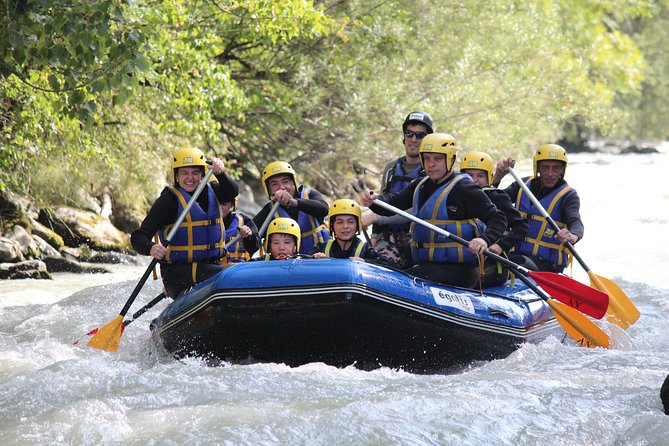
[150,258,564,373]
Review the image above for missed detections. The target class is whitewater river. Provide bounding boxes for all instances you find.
[1,147,668,445]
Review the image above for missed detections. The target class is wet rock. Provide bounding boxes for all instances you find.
[0,236,24,262]
[0,189,39,220]
[619,143,660,154]
[38,206,132,252]
[0,259,51,280]
[87,250,142,265]
[42,256,111,274]
[29,218,65,251]
[110,205,144,234]
[32,235,61,258]
[5,225,39,259]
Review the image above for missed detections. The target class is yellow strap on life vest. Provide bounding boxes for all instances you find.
[163,186,225,263]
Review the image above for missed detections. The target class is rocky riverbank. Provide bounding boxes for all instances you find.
[0,179,263,281]
[0,188,141,280]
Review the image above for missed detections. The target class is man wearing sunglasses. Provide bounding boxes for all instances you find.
[362,111,433,268]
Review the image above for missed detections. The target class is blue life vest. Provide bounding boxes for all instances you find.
[158,185,225,264]
[323,238,367,259]
[411,175,486,264]
[222,213,250,264]
[514,177,573,269]
[382,158,425,232]
[274,187,329,255]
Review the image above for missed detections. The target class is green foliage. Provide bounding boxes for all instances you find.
[610,0,669,139]
[0,0,664,216]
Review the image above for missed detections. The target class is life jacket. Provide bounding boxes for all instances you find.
[158,185,225,264]
[221,213,250,264]
[382,158,425,232]
[410,175,486,264]
[514,177,573,269]
[274,187,329,255]
[323,238,367,259]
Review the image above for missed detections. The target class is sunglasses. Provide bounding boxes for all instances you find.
[404,130,428,140]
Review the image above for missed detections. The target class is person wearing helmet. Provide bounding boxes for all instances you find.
[253,160,329,256]
[219,198,261,264]
[491,144,583,273]
[360,133,507,288]
[461,151,529,287]
[361,111,434,269]
[131,147,239,298]
[261,217,301,260]
[312,199,391,265]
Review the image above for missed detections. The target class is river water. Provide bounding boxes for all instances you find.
[1,148,668,445]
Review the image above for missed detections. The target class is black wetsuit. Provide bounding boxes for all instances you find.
[131,172,239,297]
[370,173,507,287]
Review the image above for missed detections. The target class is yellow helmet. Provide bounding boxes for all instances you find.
[419,133,458,171]
[328,199,362,236]
[261,161,297,199]
[264,217,301,253]
[171,147,207,184]
[533,144,568,177]
[461,151,494,185]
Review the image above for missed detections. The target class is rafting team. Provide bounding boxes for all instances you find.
[130,111,583,300]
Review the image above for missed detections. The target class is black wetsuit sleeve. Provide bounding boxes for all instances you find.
[561,190,584,241]
[130,190,179,255]
[487,189,529,251]
[447,181,507,246]
[252,202,272,230]
[369,178,420,216]
[296,187,329,218]
[502,182,520,202]
[241,213,261,255]
[211,172,239,203]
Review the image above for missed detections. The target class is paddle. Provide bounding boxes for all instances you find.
[368,199,608,319]
[507,167,640,329]
[86,167,217,352]
[257,200,281,239]
[370,199,610,348]
[80,200,279,347]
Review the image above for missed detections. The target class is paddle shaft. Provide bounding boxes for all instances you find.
[124,197,276,324]
[507,168,589,268]
[371,198,609,347]
[258,201,281,238]
[507,167,637,326]
[371,199,535,278]
[118,167,216,317]
[122,292,166,327]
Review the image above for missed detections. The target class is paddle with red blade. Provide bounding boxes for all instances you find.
[370,199,608,319]
[370,199,610,348]
[508,167,639,328]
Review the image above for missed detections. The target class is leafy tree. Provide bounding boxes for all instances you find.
[0,0,661,217]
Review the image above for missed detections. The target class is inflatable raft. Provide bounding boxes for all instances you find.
[150,258,564,373]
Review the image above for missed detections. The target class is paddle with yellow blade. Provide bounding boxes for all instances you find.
[77,200,282,348]
[85,167,217,352]
[507,167,640,329]
[371,199,610,348]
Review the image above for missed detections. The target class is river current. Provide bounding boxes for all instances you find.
[1,148,668,445]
